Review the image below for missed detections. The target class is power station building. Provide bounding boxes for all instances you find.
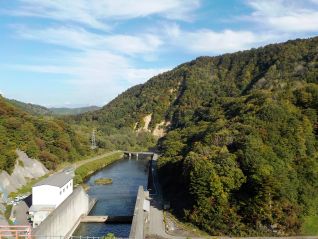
[29,171,74,227]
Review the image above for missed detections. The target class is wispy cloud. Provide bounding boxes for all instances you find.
[162,23,277,54]
[14,25,163,56]
[245,0,318,32]
[3,0,318,106]
[8,0,201,29]
[8,50,169,105]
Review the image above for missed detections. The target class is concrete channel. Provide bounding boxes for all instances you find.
[31,152,155,239]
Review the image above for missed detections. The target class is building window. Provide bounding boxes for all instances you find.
[63,188,65,192]
[60,191,62,195]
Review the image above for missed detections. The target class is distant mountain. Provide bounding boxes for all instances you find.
[8,99,52,115]
[76,36,318,236]
[50,106,100,115]
[6,98,100,116]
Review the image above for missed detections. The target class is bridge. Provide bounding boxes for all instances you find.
[123,151,155,160]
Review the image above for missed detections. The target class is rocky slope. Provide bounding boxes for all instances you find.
[0,150,48,203]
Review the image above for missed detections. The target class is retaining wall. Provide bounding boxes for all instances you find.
[33,187,90,239]
[129,186,146,239]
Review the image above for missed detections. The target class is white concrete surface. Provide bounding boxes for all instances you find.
[33,187,90,238]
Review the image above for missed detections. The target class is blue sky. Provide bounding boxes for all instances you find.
[1,0,318,107]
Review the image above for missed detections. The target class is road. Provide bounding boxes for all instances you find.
[148,157,203,239]
[72,150,121,169]
[13,201,29,225]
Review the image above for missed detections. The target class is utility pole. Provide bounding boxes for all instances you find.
[91,129,97,149]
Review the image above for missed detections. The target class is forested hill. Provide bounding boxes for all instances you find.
[8,98,100,116]
[50,106,100,115]
[8,99,52,115]
[0,96,90,173]
[76,36,318,236]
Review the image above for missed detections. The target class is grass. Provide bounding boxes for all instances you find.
[18,160,24,167]
[4,205,13,224]
[9,175,48,198]
[95,178,113,185]
[302,216,318,235]
[74,152,123,184]
[55,148,110,171]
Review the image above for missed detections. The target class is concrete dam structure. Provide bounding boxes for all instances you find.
[33,187,91,238]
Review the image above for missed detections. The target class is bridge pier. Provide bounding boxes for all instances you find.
[124,151,154,161]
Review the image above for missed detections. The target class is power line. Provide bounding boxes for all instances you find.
[91,129,97,150]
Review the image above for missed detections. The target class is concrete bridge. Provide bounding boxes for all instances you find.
[123,151,155,160]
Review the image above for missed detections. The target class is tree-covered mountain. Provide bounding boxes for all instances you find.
[75,37,318,236]
[8,99,52,115]
[50,106,101,115]
[7,98,100,116]
[0,96,91,173]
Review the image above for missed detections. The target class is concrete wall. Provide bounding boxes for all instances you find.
[33,187,89,239]
[129,186,146,239]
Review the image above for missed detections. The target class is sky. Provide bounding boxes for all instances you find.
[1,0,318,107]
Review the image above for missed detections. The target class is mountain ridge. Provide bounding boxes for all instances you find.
[7,98,100,116]
[75,36,318,236]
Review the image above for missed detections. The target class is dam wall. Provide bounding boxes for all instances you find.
[129,186,148,239]
[33,187,90,239]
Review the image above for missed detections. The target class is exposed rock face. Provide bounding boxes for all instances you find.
[137,114,152,132]
[0,150,48,202]
[153,121,170,138]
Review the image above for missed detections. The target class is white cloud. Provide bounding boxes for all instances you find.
[9,50,169,104]
[181,29,258,54]
[163,23,274,54]
[14,25,163,56]
[8,0,200,29]
[246,0,318,32]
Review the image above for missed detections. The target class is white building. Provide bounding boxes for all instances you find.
[29,171,74,227]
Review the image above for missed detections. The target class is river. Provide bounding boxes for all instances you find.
[73,157,149,238]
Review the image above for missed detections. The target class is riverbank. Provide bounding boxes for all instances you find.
[73,156,149,238]
[1,150,121,225]
[74,152,123,184]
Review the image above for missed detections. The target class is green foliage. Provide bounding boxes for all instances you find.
[69,37,318,236]
[74,152,123,184]
[5,205,13,222]
[0,96,90,173]
[50,106,101,115]
[302,216,318,235]
[87,36,318,236]
[7,98,100,116]
[9,175,48,198]
[102,233,116,239]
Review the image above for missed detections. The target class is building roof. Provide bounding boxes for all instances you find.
[34,172,73,188]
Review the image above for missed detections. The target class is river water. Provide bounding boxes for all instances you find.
[73,157,149,238]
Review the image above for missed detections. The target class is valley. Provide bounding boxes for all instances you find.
[1,36,318,237]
